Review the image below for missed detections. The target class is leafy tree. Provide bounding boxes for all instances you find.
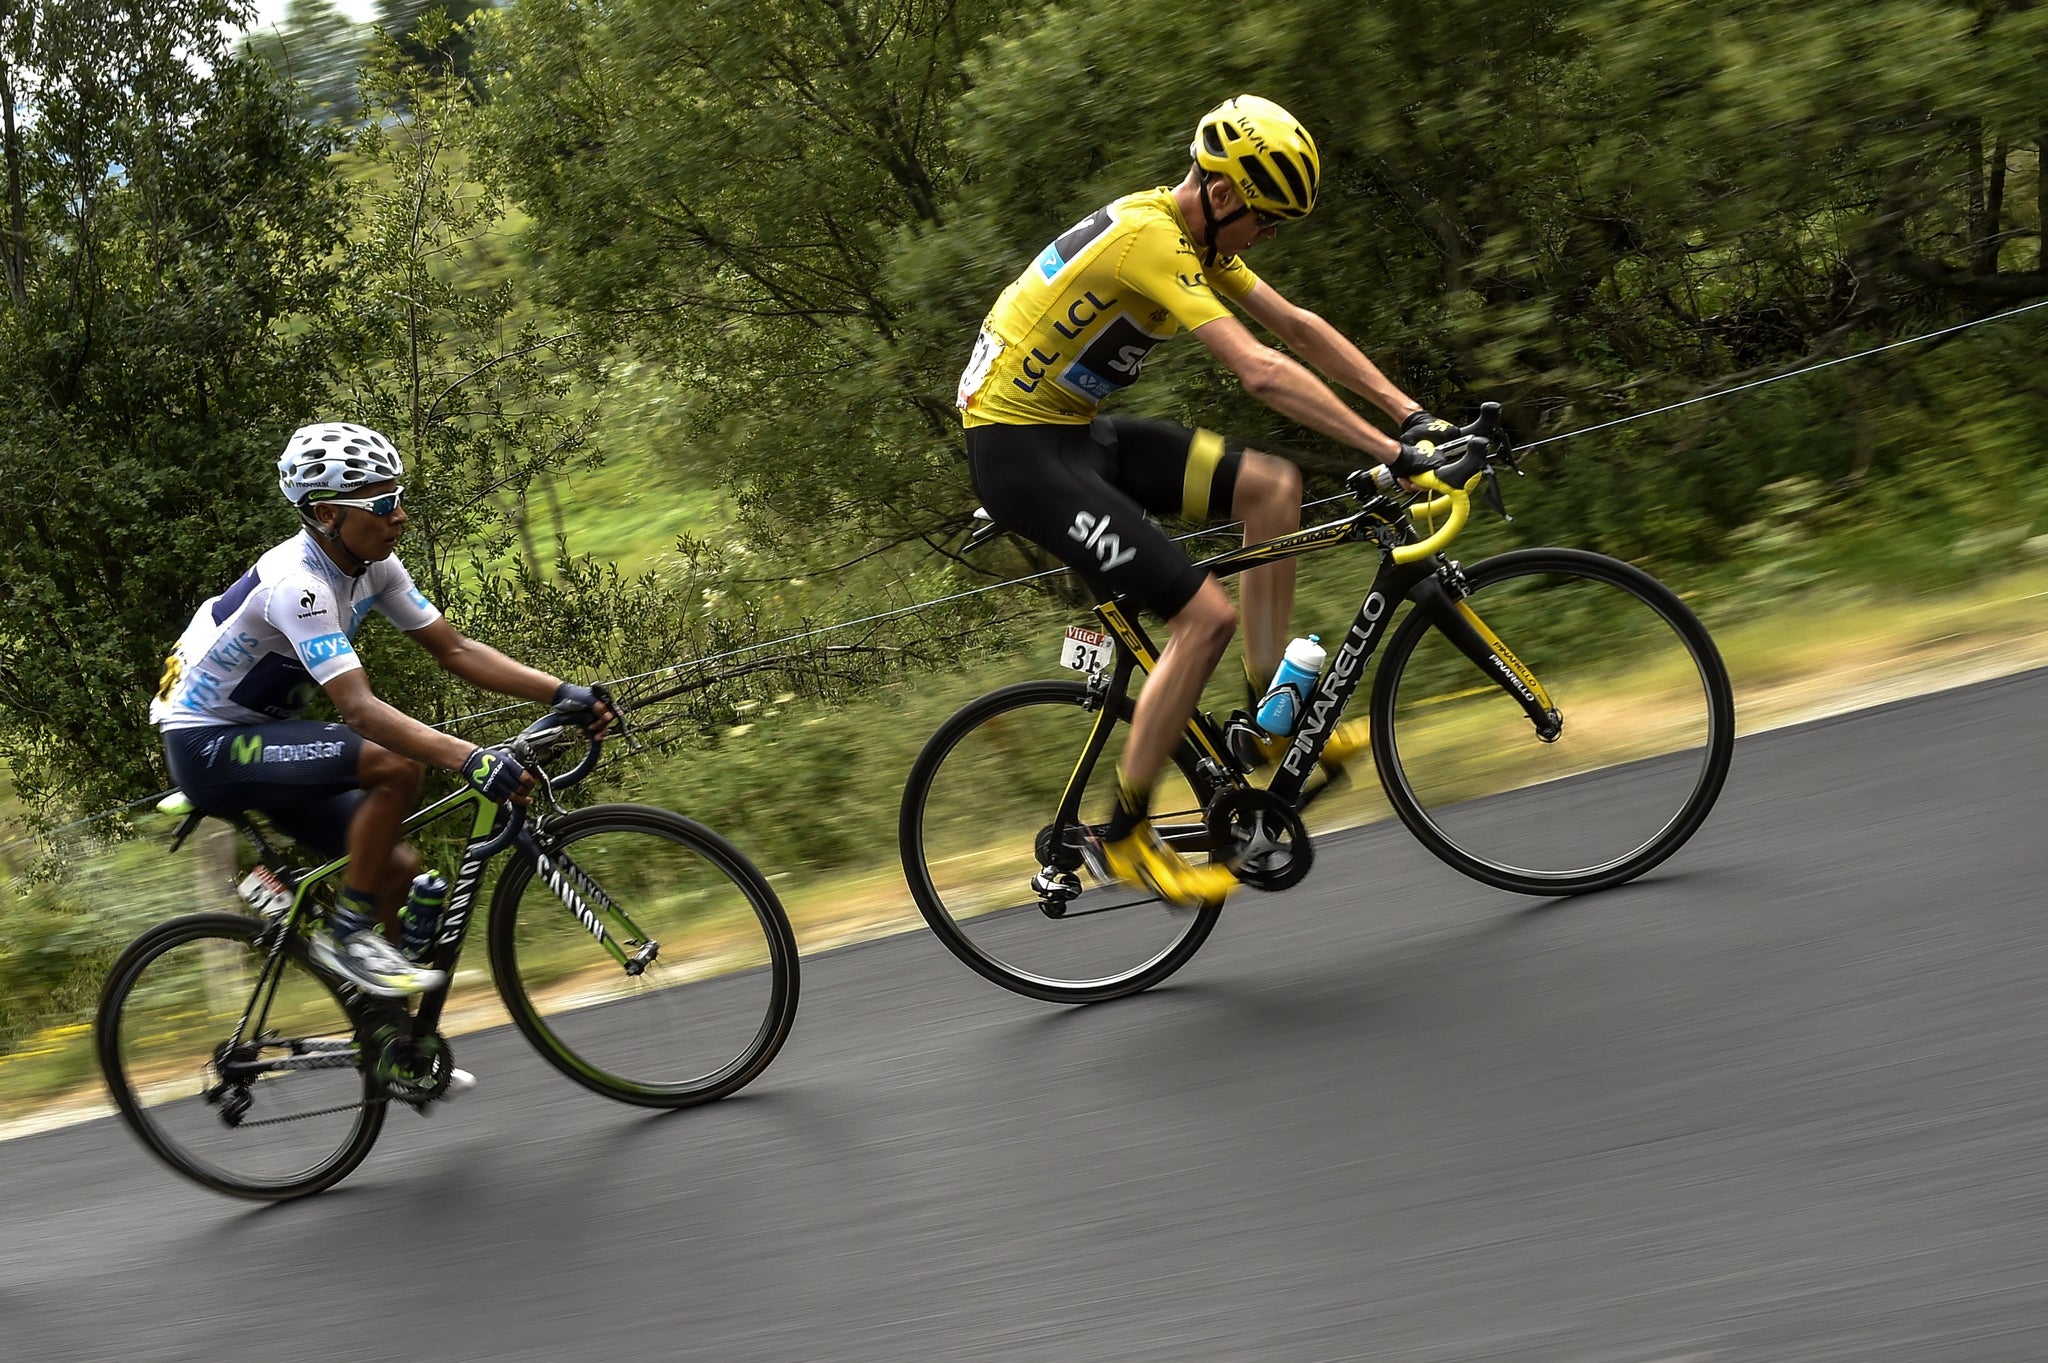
[473,0,1031,561]
[481,0,2048,579]
[376,0,493,86]
[245,0,367,125]
[0,0,351,815]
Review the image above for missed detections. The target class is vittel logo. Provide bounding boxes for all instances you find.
[1281,593,1385,776]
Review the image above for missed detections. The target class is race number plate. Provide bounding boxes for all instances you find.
[1059,624,1109,673]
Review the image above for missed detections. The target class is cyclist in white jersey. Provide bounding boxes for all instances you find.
[153,423,612,1007]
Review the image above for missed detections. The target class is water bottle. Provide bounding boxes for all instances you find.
[397,872,449,962]
[1254,635,1326,737]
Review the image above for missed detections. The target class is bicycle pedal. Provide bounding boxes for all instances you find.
[1031,868,1082,903]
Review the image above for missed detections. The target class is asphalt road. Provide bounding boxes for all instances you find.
[6,670,2048,1362]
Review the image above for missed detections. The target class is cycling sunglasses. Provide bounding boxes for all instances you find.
[317,485,405,516]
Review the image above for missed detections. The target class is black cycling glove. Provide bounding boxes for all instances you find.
[1386,442,1441,481]
[1398,409,1458,450]
[551,681,611,733]
[461,745,528,803]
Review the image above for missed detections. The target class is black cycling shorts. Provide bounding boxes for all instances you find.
[966,415,1245,619]
[162,721,365,858]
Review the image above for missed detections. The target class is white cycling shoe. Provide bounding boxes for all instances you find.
[308,927,448,998]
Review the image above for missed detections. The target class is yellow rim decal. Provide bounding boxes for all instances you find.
[1455,601,1554,710]
[1182,428,1227,521]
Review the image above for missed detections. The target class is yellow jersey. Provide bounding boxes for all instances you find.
[957,187,1261,428]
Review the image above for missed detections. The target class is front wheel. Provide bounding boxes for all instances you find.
[899,680,1224,1004]
[489,804,799,1108]
[1371,548,1735,895]
[96,912,384,1201]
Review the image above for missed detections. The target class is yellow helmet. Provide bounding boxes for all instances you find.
[1190,95,1320,221]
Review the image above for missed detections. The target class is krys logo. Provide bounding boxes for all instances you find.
[295,633,354,668]
[231,734,264,765]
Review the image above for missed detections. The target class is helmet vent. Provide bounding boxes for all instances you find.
[1271,152,1308,210]
[1238,156,1285,205]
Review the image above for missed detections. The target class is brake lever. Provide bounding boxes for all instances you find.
[606,696,645,757]
[1481,465,1511,521]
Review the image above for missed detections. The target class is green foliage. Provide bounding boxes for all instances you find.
[331,22,603,637]
[473,0,1031,554]
[0,1,351,815]
[480,0,2048,587]
[246,0,367,124]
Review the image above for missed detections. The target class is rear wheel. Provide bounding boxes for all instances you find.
[899,680,1224,1004]
[489,804,799,1108]
[96,912,382,1201]
[1371,548,1734,895]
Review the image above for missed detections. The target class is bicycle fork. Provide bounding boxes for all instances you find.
[1407,573,1562,740]
[525,831,662,976]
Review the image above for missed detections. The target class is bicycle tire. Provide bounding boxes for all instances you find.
[899,679,1224,1004]
[96,912,384,1201]
[1370,547,1735,895]
[488,804,799,1108]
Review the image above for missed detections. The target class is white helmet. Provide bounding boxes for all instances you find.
[277,422,404,505]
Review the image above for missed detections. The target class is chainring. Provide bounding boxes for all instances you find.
[1204,787,1313,892]
[371,1025,452,1105]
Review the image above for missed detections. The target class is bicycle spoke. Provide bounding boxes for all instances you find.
[98,914,384,1200]
[492,807,798,1107]
[901,681,1224,1002]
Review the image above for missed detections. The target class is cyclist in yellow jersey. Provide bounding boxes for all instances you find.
[957,95,1463,908]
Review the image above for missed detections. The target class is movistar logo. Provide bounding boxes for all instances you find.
[232,734,264,765]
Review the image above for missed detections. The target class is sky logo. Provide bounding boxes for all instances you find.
[296,633,354,668]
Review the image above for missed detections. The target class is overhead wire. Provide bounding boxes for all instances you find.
[9,296,2047,859]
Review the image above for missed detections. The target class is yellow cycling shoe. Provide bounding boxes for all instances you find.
[1318,718,1371,768]
[1091,819,1238,909]
[1233,718,1370,772]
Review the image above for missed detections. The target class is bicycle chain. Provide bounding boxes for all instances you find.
[230,1099,381,1129]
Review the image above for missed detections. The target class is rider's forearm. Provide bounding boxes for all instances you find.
[1239,348,1404,461]
[336,691,476,771]
[433,637,559,705]
[1273,309,1423,424]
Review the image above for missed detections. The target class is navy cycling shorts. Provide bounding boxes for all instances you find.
[162,721,365,858]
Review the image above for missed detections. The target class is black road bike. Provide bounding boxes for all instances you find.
[96,710,800,1200]
[900,405,1735,1003]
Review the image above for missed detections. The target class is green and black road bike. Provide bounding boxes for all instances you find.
[900,405,1735,1004]
[96,709,800,1200]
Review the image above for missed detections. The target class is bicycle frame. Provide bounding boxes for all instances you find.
[1056,488,1562,835]
[219,779,662,1088]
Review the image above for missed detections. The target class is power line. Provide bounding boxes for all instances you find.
[10,296,2046,858]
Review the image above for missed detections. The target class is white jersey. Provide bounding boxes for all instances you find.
[151,531,441,731]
